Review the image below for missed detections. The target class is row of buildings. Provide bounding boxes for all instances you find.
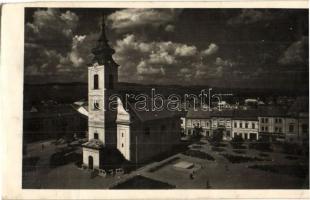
[23,103,87,143]
[182,97,309,144]
[24,17,308,171]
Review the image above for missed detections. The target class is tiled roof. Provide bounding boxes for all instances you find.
[287,96,309,117]
[186,108,259,120]
[126,100,183,122]
[258,106,288,117]
[23,104,78,119]
[186,108,211,119]
[80,100,183,122]
[233,109,259,120]
[82,139,104,149]
[211,109,234,117]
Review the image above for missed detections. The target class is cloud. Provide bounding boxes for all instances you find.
[175,45,197,57]
[201,43,219,56]
[114,34,203,83]
[25,9,97,80]
[137,61,165,76]
[228,10,274,25]
[278,36,308,66]
[107,9,178,32]
[215,57,234,67]
[26,9,78,52]
[113,34,233,85]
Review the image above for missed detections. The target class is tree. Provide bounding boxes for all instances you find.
[230,135,244,149]
[193,126,203,139]
[249,137,272,152]
[211,130,223,146]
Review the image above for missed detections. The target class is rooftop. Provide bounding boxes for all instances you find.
[82,139,104,149]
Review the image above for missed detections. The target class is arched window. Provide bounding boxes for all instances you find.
[94,132,99,139]
[94,74,99,89]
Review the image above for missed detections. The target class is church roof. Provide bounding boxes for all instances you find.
[127,101,182,122]
[81,99,183,123]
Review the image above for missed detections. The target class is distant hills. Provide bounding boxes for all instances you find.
[24,82,308,105]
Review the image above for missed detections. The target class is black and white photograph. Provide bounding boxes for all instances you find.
[21,7,309,190]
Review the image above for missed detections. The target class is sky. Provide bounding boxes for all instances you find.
[24,8,308,90]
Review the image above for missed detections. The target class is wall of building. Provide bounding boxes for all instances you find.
[259,116,287,141]
[82,147,100,169]
[185,118,212,136]
[88,65,106,143]
[284,118,299,143]
[88,126,105,143]
[232,120,258,140]
[130,118,180,163]
[117,124,130,160]
[212,117,232,139]
[23,110,87,143]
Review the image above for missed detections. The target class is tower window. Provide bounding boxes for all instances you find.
[94,74,99,89]
[94,132,99,139]
[108,75,114,89]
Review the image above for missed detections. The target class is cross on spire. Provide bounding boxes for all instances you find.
[91,13,118,67]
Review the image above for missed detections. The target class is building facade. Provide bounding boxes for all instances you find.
[232,110,259,140]
[23,104,87,143]
[285,97,309,144]
[258,106,288,142]
[185,109,212,137]
[211,110,233,140]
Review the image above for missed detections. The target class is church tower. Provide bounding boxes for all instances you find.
[82,15,118,170]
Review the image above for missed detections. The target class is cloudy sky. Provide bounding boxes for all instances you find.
[24,8,308,89]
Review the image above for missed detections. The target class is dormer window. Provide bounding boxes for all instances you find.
[94,74,99,89]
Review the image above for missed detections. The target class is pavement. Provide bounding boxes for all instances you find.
[22,138,309,189]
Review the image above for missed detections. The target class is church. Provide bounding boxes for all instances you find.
[82,18,182,170]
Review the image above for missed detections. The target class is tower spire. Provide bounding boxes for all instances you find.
[91,13,118,66]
